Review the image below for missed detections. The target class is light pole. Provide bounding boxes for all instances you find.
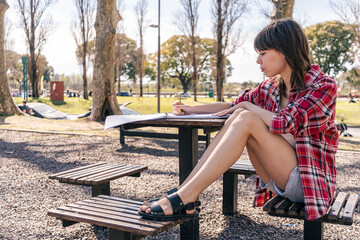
[149,0,160,113]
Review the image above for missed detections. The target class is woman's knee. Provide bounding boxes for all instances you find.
[232,110,260,128]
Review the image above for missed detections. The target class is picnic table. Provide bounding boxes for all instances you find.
[122,117,226,239]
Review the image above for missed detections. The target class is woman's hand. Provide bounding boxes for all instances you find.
[172,101,192,115]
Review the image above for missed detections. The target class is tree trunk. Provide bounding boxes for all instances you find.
[82,40,88,99]
[191,35,197,101]
[0,0,23,115]
[91,0,122,121]
[215,0,224,102]
[271,0,294,21]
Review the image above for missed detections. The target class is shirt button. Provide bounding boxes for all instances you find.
[275,108,278,111]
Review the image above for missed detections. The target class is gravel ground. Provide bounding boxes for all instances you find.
[0,129,359,240]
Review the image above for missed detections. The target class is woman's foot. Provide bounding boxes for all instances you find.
[138,192,200,221]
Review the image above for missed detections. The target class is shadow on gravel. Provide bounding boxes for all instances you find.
[0,138,106,174]
[116,144,178,157]
[217,214,302,239]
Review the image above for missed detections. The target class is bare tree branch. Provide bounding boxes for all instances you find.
[135,0,148,97]
[15,0,55,97]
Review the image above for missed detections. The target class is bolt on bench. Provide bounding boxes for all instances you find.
[49,163,148,197]
[263,192,359,240]
[48,195,188,240]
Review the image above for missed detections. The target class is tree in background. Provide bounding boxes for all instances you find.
[175,0,201,101]
[15,0,55,98]
[212,0,248,102]
[305,21,355,77]
[71,0,95,100]
[5,50,22,89]
[330,0,360,61]
[342,67,360,89]
[256,0,295,21]
[135,0,148,97]
[150,35,218,93]
[0,0,23,115]
[115,33,138,94]
[91,0,122,121]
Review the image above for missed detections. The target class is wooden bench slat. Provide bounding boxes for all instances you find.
[49,163,107,179]
[83,199,140,212]
[287,202,304,216]
[328,192,349,220]
[48,209,159,236]
[98,195,145,206]
[76,165,133,184]
[89,166,148,185]
[275,198,294,214]
[66,164,125,183]
[57,205,165,230]
[342,193,359,223]
[57,163,118,181]
[263,195,284,212]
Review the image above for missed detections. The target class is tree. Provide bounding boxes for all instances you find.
[115,33,138,94]
[5,50,22,87]
[0,0,23,115]
[134,0,148,97]
[270,0,294,21]
[175,0,201,101]
[91,0,122,121]
[71,0,95,100]
[212,0,248,101]
[15,0,55,98]
[305,21,355,77]
[330,0,360,61]
[343,67,360,89]
[152,35,218,93]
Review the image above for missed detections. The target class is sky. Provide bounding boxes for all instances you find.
[5,0,341,84]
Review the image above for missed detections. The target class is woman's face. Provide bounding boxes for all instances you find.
[256,49,291,79]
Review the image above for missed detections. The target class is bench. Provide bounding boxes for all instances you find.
[120,126,211,147]
[48,195,188,240]
[49,163,148,197]
[263,192,359,240]
[223,159,256,215]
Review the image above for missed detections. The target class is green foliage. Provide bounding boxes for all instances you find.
[305,21,355,77]
[146,35,223,93]
[43,66,54,83]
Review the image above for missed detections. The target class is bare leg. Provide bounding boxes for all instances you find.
[140,109,297,215]
[178,111,244,189]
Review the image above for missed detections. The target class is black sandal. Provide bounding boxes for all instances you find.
[138,193,201,221]
[143,188,178,206]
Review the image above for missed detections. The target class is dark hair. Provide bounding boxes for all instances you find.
[22,100,26,104]
[254,19,311,96]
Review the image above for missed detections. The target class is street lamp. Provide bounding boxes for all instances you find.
[149,0,161,113]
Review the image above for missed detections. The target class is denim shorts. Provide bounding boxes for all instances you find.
[259,167,304,203]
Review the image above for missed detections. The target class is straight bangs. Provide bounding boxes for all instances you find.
[254,26,278,53]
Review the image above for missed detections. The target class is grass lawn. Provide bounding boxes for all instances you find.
[13,96,360,125]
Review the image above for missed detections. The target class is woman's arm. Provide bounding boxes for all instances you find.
[172,102,231,115]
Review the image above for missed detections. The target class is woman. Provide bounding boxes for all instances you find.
[139,19,339,221]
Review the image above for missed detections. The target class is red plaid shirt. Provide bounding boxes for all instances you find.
[231,65,339,221]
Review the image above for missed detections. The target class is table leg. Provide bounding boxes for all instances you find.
[178,126,199,240]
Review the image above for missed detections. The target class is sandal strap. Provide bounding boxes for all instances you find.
[149,202,164,215]
[166,193,201,214]
[184,201,201,211]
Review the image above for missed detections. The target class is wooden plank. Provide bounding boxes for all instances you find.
[77,165,133,184]
[342,193,359,223]
[328,192,349,220]
[66,164,124,183]
[275,198,294,214]
[263,195,284,212]
[49,163,106,179]
[287,202,304,216]
[56,205,165,230]
[57,164,119,182]
[90,166,147,185]
[48,209,159,236]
